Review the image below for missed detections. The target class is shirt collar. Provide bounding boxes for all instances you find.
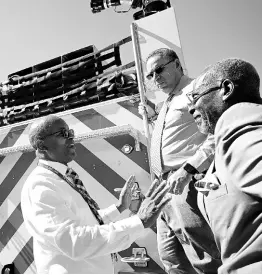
[174,75,193,94]
[39,159,68,175]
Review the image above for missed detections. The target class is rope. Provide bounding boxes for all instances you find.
[0,124,141,156]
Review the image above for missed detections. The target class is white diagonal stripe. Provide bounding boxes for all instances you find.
[95,102,148,145]
[0,223,31,267]
[0,158,37,229]
[24,262,36,274]
[13,124,31,147]
[0,153,22,186]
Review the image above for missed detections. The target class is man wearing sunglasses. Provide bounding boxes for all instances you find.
[188,58,262,273]
[21,114,171,274]
[139,48,221,273]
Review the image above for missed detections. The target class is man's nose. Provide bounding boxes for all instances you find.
[188,103,195,115]
[68,133,74,139]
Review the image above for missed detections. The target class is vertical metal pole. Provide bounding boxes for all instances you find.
[130,22,154,181]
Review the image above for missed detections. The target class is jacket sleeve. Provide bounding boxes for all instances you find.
[157,214,196,274]
[24,178,144,261]
[187,134,215,173]
[215,107,262,198]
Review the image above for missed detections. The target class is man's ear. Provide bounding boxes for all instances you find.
[174,59,181,69]
[174,59,183,73]
[221,79,235,101]
[36,140,47,151]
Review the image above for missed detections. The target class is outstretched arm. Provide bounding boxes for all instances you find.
[23,178,144,261]
[22,177,171,261]
[168,134,215,194]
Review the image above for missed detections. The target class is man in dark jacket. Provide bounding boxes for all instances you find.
[187,58,262,273]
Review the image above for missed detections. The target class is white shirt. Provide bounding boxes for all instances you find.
[160,75,214,172]
[21,159,144,274]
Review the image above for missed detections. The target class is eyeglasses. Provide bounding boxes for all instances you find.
[187,81,224,105]
[146,59,175,80]
[43,129,75,139]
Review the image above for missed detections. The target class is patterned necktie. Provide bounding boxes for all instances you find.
[66,167,104,225]
[150,93,175,177]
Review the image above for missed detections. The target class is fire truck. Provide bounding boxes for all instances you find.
[0,3,187,273]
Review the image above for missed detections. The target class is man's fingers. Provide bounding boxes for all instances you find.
[145,179,160,197]
[157,194,172,211]
[174,187,181,195]
[171,181,182,195]
[153,184,170,203]
[173,178,189,195]
[115,175,135,193]
[126,175,136,188]
[193,173,205,181]
[150,180,167,200]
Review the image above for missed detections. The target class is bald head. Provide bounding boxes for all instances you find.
[29,115,64,150]
[29,115,76,164]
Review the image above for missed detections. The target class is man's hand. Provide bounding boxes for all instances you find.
[193,173,205,181]
[116,175,136,213]
[137,179,172,228]
[167,167,193,195]
[138,102,156,119]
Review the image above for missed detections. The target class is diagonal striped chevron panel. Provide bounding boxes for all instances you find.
[0,96,165,274]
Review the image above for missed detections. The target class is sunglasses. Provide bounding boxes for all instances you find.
[43,129,75,139]
[146,59,175,80]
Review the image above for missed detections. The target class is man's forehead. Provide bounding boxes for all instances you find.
[147,55,166,66]
[194,71,209,90]
[49,118,68,130]
[32,117,67,133]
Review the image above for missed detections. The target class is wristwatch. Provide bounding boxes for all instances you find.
[148,114,158,123]
[183,163,199,175]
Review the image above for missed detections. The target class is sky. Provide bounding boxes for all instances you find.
[0,0,261,84]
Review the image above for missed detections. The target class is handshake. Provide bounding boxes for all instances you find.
[115,176,172,229]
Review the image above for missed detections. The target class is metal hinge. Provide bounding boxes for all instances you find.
[121,247,150,267]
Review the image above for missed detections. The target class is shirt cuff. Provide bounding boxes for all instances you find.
[98,204,121,223]
[117,215,144,237]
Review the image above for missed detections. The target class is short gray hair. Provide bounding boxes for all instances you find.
[199,58,260,100]
[29,115,63,150]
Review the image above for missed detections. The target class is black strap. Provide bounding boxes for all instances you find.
[39,162,79,193]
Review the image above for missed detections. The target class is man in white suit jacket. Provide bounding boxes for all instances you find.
[21,114,171,274]
[187,58,262,273]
